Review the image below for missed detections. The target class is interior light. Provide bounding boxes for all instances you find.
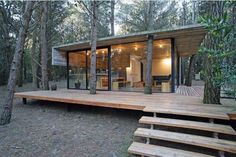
[163,58,171,65]
[159,44,163,48]
[96,51,98,54]
[102,51,105,54]
[134,47,138,51]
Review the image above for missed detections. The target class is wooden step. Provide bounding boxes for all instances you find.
[134,128,236,153]
[128,142,215,157]
[139,116,236,135]
[143,106,229,120]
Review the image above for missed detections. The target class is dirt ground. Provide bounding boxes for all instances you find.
[0,83,141,157]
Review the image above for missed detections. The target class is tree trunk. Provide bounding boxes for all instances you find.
[185,54,195,86]
[144,35,154,94]
[31,35,38,89]
[17,53,24,87]
[40,2,49,90]
[89,0,98,94]
[110,0,115,36]
[0,1,34,125]
[144,1,154,94]
[203,1,225,104]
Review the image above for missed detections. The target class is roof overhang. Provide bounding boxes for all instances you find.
[52,24,207,65]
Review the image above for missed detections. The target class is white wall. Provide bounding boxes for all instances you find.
[152,58,171,76]
[126,60,141,85]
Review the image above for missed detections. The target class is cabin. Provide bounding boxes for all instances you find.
[52,24,207,93]
[15,24,236,157]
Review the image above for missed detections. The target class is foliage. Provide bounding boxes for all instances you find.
[116,0,179,34]
[199,3,236,98]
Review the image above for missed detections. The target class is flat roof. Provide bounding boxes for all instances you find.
[53,24,207,57]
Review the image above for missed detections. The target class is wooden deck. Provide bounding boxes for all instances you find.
[15,89,234,120]
[176,85,204,97]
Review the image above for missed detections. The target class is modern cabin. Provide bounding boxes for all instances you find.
[52,24,206,93]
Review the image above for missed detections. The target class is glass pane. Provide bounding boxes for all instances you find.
[68,51,87,89]
[87,48,108,90]
[111,42,146,92]
[152,39,172,92]
[111,39,172,93]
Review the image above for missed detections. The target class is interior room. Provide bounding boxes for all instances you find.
[111,39,172,92]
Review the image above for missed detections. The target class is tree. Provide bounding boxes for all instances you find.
[0,1,20,85]
[0,1,35,125]
[200,1,233,104]
[89,0,98,94]
[184,54,196,86]
[144,1,155,94]
[110,0,115,36]
[117,0,178,34]
[40,1,49,90]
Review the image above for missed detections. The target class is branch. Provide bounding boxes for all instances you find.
[78,1,94,16]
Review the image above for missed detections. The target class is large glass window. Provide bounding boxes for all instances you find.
[87,48,108,90]
[152,39,172,92]
[68,51,87,89]
[111,39,171,92]
[111,42,146,92]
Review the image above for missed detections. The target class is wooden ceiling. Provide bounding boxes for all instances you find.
[54,24,207,57]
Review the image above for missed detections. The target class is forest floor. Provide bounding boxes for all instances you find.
[0,83,140,157]
[0,81,235,157]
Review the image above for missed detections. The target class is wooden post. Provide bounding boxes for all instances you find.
[23,98,27,104]
[171,38,175,93]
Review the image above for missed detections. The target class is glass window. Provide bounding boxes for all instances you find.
[111,39,172,92]
[152,39,172,92]
[111,42,146,92]
[87,48,108,90]
[68,51,87,89]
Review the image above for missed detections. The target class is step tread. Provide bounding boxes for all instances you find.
[134,128,236,153]
[128,142,215,157]
[143,106,229,120]
[139,116,236,135]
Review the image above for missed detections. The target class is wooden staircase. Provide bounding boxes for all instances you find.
[128,106,236,157]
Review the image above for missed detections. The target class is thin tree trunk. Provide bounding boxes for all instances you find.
[89,0,98,94]
[110,0,115,36]
[185,54,195,86]
[31,35,38,89]
[40,1,49,90]
[203,1,225,104]
[0,1,34,125]
[144,35,154,94]
[144,1,154,94]
[17,53,24,87]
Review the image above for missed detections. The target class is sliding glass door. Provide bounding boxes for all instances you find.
[87,48,109,90]
[68,48,109,90]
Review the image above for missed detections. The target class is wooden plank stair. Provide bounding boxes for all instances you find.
[128,142,215,157]
[134,128,236,153]
[143,106,229,120]
[139,116,236,135]
[128,106,236,157]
